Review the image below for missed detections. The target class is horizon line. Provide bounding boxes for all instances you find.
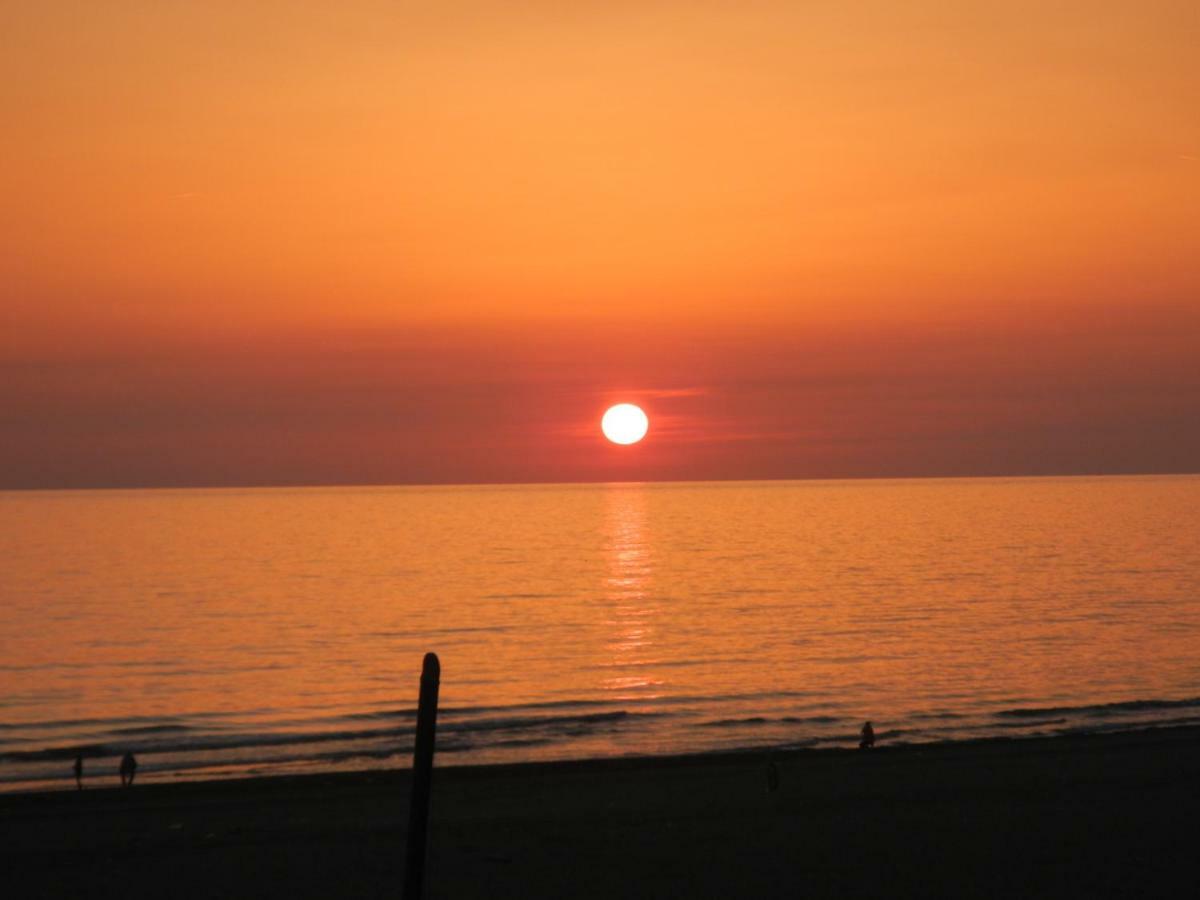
[3,469,1198,494]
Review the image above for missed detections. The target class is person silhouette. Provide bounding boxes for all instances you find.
[765,756,780,793]
[73,754,83,790]
[859,721,875,750]
[119,751,138,787]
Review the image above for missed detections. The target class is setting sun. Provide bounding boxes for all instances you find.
[601,404,649,445]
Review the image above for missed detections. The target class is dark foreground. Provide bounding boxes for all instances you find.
[4,727,1199,899]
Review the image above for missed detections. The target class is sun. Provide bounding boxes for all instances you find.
[601,403,649,445]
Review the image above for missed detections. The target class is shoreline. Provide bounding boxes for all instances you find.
[5,723,1199,898]
[5,720,1200,800]
[3,717,1197,800]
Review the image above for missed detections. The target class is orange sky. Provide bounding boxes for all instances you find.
[2,2,1198,488]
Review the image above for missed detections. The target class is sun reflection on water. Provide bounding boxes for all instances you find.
[601,486,663,695]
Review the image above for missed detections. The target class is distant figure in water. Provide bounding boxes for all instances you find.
[119,752,138,787]
[73,754,83,790]
[859,721,875,750]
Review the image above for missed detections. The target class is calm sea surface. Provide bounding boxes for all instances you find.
[2,476,1199,792]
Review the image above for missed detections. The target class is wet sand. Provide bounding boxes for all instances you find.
[4,727,1198,899]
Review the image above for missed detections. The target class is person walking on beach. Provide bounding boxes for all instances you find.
[119,751,138,787]
[73,754,83,790]
[859,721,875,750]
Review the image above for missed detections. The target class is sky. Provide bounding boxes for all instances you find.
[2,1,1198,488]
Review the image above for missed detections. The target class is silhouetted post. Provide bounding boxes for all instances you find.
[403,652,441,900]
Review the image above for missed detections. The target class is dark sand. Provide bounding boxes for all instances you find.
[4,728,1199,899]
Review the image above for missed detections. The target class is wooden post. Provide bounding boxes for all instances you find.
[403,652,440,900]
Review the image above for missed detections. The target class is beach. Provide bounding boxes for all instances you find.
[4,726,1197,899]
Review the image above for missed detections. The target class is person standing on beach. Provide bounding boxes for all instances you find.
[859,721,875,750]
[73,754,83,790]
[119,751,138,786]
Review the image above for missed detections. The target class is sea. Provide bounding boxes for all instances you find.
[2,476,1199,793]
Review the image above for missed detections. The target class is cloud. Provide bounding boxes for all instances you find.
[640,387,709,399]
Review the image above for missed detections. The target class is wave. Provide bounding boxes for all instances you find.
[0,689,829,737]
[0,709,651,765]
[0,728,400,763]
[695,715,841,729]
[3,744,109,763]
[0,712,223,733]
[996,697,1200,720]
[344,690,830,722]
[443,710,642,734]
[110,724,191,736]
[343,697,612,721]
[910,711,967,721]
[1049,714,1200,736]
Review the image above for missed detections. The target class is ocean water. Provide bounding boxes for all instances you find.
[2,476,1199,793]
